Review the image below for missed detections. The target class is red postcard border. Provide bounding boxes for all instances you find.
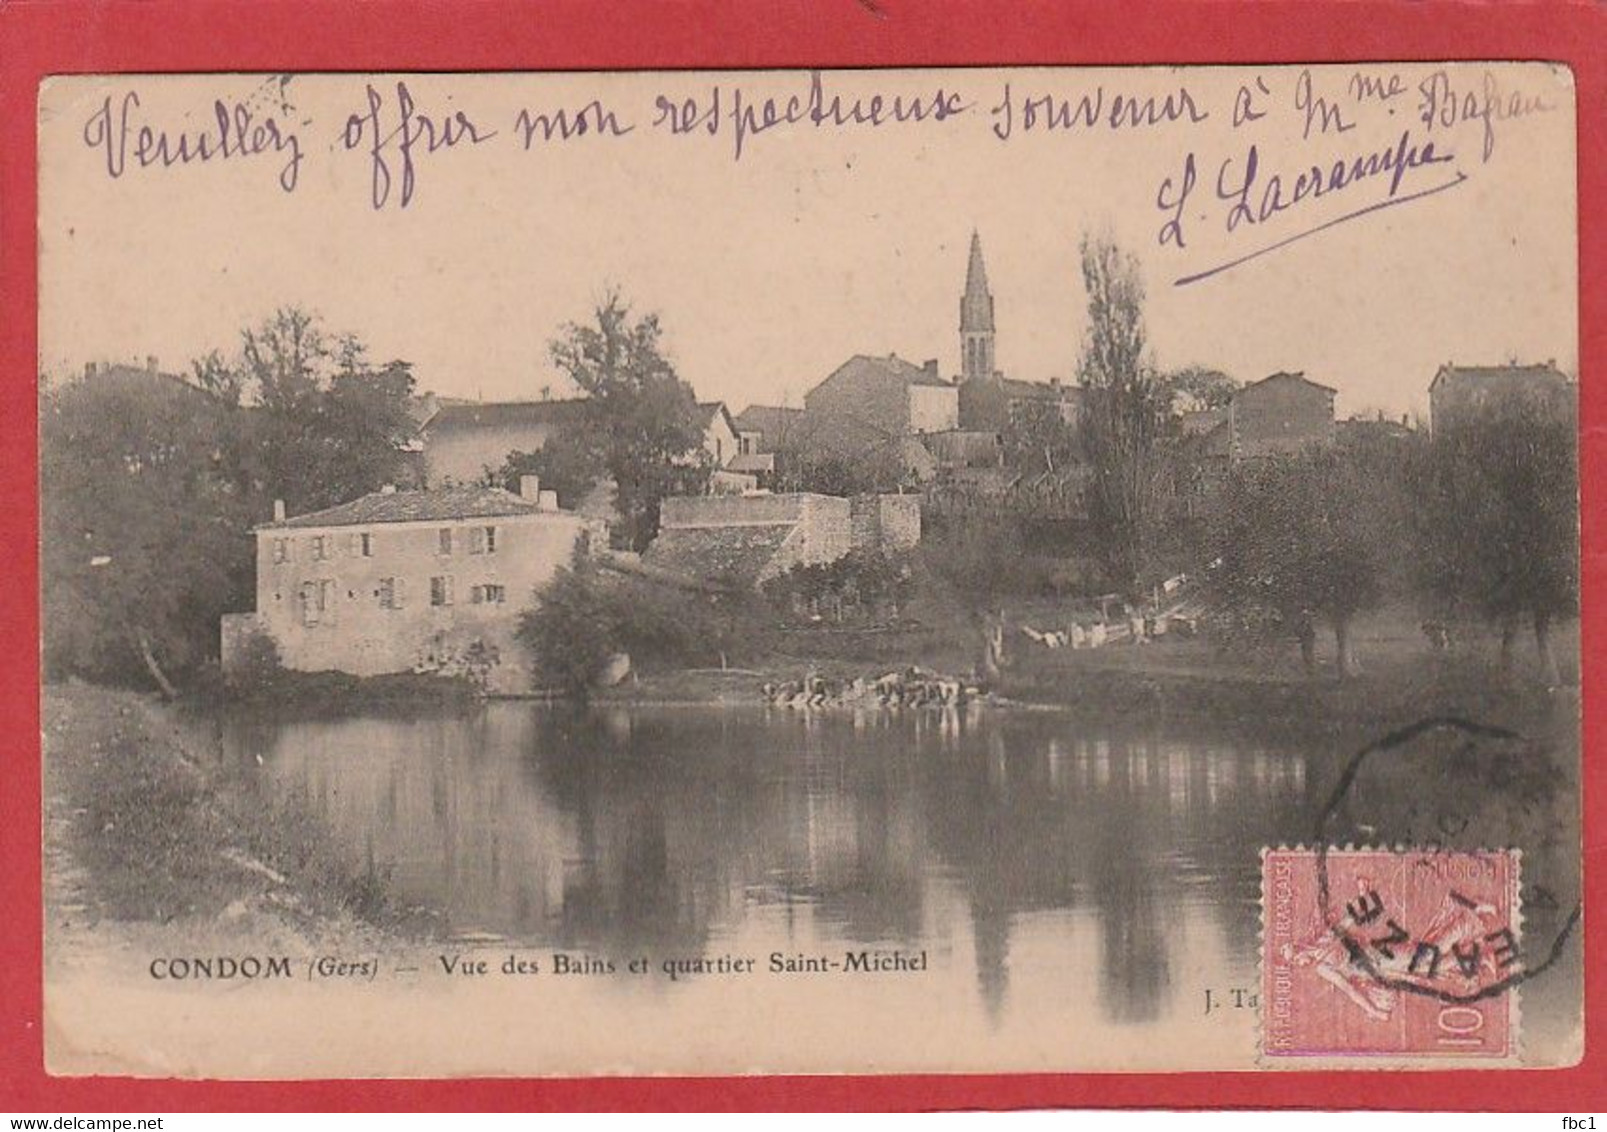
[1,0,1601,1112]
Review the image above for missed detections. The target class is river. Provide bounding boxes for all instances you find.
[213,699,1580,1071]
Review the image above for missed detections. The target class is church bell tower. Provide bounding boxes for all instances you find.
[960,230,996,382]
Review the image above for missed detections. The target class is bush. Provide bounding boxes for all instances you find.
[518,563,744,697]
[761,550,916,624]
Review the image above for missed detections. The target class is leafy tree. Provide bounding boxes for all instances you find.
[493,429,604,510]
[1410,398,1577,682]
[518,563,740,698]
[41,370,250,694]
[1161,366,1239,412]
[1076,235,1173,598]
[548,293,712,551]
[1205,449,1385,678]
[197,307,422,516]
[999,401,1080,476]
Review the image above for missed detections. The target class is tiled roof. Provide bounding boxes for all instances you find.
[1244,371,1337,396]
[822,354,955,391]
[727,452,776,474]
[261,486,546,530]
[1179,408,1226,436]
[1430,363,1571,393]
[424,399,590,431]
[998,377,1077,402]
[642,524,796,587]
[733,404,806,441]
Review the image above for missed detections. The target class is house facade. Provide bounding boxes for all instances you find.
[1192,371,1337,462]
[643,492,921,589]
[1428,362,1575,435]
[802,354,959,438]
[222,478,591,693]
[419,397,746,487]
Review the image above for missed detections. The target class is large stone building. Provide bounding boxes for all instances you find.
[643,492,921,589]
[1428,361,1575,435]
[803,353,959,438]
[222,478,591,693]
[1190,371,1337,462]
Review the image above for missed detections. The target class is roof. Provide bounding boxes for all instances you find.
[642,524,796,588]
[996,376,1079,402]
[961,230,995,333]
[78,363,223,404]
[813,354,956,395]
[727,452,776,474]
[733,404,805,437]
[423,399,590,431]
[697,401,738,434]
[1241,371,1337,396]
[260,486,549,530]
[1430,362,1572,393]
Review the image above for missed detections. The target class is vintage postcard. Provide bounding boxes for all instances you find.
[38,64,1581,1077]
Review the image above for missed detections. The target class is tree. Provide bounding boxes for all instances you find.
[517,562,740,699]
[198,307,423,516]
[1206,449,1385,678]
[547,294,711,551]
[41,370,250,693]
[1410,398,1577,682]
[1075,235,1172,598]
[493,429,604,510]
[1160,365,1239,412]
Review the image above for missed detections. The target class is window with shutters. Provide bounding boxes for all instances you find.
[272,538,290,563]
[310,535,328,561]
[430,576,453,606]
[438,528,454,555]
[378,577,397,609]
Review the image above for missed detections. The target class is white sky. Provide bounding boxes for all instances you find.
[39,65,1577,418]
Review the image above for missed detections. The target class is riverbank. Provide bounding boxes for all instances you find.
[595,609,1578,743]
[43,681,424,979]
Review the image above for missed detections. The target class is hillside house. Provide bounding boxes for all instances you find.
[642,492,921,590]
[419,396,747,487]
[1191,371,1337,463]
[221,477,591,693]
[1428,361,1575,435]
[803,354,959,438]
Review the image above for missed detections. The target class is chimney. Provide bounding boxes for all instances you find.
[923,359,939,379]
[1049,376,1062,390]
[519,474,541,501]
[379,483,397,495]
[1401,414,1409,428]
[272,499,286,522]
[145,355,158,374]
[538,490,559,511]
[83,361,97,378]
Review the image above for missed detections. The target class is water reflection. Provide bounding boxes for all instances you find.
[223,703,1324,1030]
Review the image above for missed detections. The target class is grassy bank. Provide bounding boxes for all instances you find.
[43,681,429,956]
[601,606,1578,743]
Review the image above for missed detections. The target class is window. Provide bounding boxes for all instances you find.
[300,579,334,626]
[467,525,498,555]
[471,584,506,605]
[378,577,397,609]
[430,575,453,606]
[351,531,373,557]
[272,538,290,564]
[438,528,453,555]
[310,535,327,561]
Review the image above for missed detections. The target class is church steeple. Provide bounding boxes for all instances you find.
[960,230,996,381]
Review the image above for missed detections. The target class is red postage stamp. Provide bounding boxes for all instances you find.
[1261,847,1521,1061]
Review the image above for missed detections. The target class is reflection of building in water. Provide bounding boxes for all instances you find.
[229,703,1318,1031]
